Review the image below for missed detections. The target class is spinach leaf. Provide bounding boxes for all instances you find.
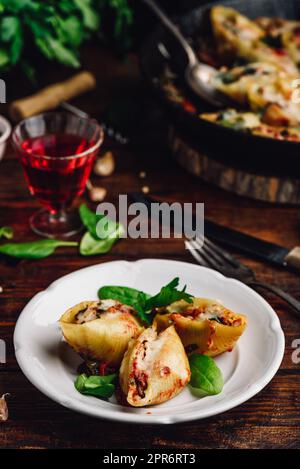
[79,203,102,239]
[0,226,13,240]
[98,278,193,325]
[0,239,78,259]
[80,226,124,256]
[189,354,223,398]
[75,373,117,399]
[79,203,124,256]
[262,34,283,49]
[145,277,193,310]
[99,285,152,325]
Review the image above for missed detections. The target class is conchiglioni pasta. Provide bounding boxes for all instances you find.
[154,298,247,357]
[60,300,144,367]
[119,325,190,407]
[211,6,298,74]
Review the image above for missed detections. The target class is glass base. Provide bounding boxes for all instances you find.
[30,209,83,238]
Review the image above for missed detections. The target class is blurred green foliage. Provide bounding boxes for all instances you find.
[0,0,133,78]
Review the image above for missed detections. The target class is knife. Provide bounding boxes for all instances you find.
[130,193,300,273]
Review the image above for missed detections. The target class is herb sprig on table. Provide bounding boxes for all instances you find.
[0,0,133,78]
[0,204,122,259]
[0,226,13,240]
[0,239,78,259]
[79,203,124,256]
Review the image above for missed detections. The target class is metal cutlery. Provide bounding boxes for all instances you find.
[141,0,230,107]
[186,236,300,318]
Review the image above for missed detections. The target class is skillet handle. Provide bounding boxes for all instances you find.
[141,0,197,66]
[248,281,300,319]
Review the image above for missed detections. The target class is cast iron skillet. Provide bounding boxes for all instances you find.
[140,0,300,176]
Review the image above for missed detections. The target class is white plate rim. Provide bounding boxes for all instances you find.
[14,259,285,424]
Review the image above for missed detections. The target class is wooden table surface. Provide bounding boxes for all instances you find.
[0,47,300,449]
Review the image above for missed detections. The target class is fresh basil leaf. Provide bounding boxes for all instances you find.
[79,203,102,239]
[99,285,150,307]
[0,226,13,240]
[262,34,283,49]
[57,15,83,47]
[79,204,124,256]
[79,227,123,256]
[98,279,193,325]
[75,373,116,399]
[98,285,152,324]
[45,36,80,68]
[74,0,99,31]
[0,239,78,259]
[189,354,223,398]
[1,16,20,41]
[0,48,9,67]
[145,277,193,310]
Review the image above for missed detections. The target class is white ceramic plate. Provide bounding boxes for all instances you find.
[14,259,284,424]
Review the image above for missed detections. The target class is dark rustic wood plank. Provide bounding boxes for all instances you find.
[0,372,299,449]
[1,46,300,450]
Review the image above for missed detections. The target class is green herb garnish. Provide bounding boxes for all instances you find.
[0,226,13,240]
[0,0,133,78]
[144,277,193,310]
[189,354,223,398]
[98,278,193,325]
[79,203,124,256]
[99,285,152,324]
[262,35,283,49]
[0,239,78,259]
[75,373,117,399]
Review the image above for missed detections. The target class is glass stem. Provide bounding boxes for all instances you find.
[49,209,68,224]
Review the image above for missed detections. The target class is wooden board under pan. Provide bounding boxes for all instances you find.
[168,126,300,205]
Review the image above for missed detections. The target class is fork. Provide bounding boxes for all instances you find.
[185,237,300,318]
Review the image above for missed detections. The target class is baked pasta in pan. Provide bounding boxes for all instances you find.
[161,5,300,142]
[154,298,247,357]
[201,109,300,141]
[211,5,298,74]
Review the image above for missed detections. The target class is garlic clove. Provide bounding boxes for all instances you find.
[88,186,107,202]
[94,151,115,177]
[0,394,10,422]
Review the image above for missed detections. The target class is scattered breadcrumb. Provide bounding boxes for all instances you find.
[142,186,150,194]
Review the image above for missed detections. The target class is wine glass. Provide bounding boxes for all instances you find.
[12,112,103,238]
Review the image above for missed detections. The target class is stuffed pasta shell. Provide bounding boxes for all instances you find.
[247,80,300,126]
[255,16,300,65]
[211,6,264,60]
[213,62,280,105]
[119,325,190,407]
[60,300,143,367]
[211,6,298,74]
[154,298,247,357]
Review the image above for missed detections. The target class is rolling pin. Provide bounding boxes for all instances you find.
[9,71,96,121]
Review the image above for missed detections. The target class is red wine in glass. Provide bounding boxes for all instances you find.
[13,112,103,238]
[20,133,97,212]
